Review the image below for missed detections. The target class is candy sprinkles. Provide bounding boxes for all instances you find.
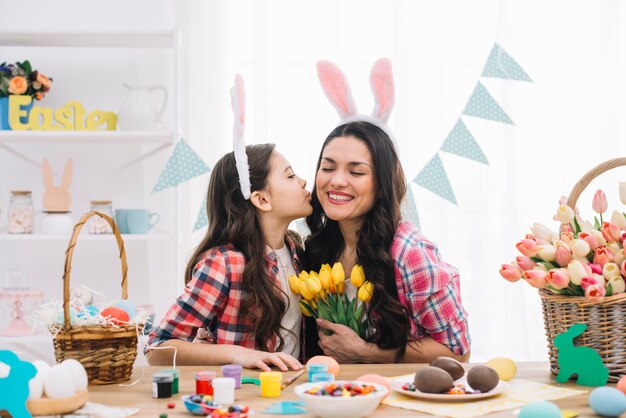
[402,382,482,395]
[304,382,378,397]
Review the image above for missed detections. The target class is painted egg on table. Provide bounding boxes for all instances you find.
[467,365,499,393]
[617,375,626,395]
[518,401,561,418]
[356,374,391,400]
[306,356,340,376]
[413,366,454,394]
[28,360,51,400]
[44,364,77,399]
[111,299,136,319]
[61,359,88,391]
[101,306,130,324]
[589,386,626,417]
[430,356,465,380]
[486,357,517,381]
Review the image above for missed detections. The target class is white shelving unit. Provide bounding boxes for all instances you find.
[0,30,183,361]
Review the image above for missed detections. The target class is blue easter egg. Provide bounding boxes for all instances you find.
[111,300,136,319]
[56,306,78,324]
[519,401,561,418]
[85,305,99,316]
[590,386,626,417]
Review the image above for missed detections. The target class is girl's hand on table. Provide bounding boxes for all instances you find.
[231,347,303,371]
[317,318,368,363]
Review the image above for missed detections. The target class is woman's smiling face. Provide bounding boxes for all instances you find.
[315,135,377,225]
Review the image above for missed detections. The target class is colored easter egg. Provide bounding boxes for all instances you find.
[56,306,79,324]
[101,306,130,324]
[112,299,136,319]
[357,374,391,400]
[306,356,340,376]
[61,359,88,391]
[486,357,517,381]
[589,386,626,417]
[617,375,626,395]
[518,401,561,418]
[44,364,77,399]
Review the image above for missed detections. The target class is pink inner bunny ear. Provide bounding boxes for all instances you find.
[317,60,357,119]
[370,58,395,123]
[231,74,246,125]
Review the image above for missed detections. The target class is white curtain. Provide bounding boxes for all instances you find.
[178,0,626,362]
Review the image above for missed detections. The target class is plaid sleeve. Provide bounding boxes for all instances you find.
[146,251,231,348]
[399,238,471,355]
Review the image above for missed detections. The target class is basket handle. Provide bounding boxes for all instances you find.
[62,211,128,331]
[567,158,626,209]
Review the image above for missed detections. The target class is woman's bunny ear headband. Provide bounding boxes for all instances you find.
[316,57,397,148]
[231,74,251,200]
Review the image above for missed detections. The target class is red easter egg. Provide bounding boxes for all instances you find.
[617,376,626,394]
[357,374,391,400]
[101,306,130,324]
[306,355,340,376]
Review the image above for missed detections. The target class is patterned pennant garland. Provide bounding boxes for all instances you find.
[440,119,489,165]
[152,138,211,193]
[482,43,532,82]
[463,82,513,124]
[401,184,421,229]
[193,193,209,232]
[413,153,457,205]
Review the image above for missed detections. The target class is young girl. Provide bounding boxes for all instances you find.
[147,76,312,371]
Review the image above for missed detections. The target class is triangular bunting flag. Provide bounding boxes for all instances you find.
[481,43,532,82]
[193,193,209,232]
[401,184,420,229]
[463,82,513,124]
[413,154,457,205]
[440,119,489,165]
[152,138,211,193]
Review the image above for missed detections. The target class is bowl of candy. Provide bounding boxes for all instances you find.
[294,381,388,418]
[181,395,251,417]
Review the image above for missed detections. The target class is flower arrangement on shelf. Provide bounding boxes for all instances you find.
[288,262,373,338]
[500,185,626,302]
[0,60,52,100]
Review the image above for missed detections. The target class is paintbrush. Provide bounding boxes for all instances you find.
[281,368,306,389]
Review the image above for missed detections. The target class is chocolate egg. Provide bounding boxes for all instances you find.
[413,366,454,394]
[467,365,499,393]
[430,356,465,380]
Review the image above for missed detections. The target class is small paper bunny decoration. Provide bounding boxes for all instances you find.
[42,158,72,212]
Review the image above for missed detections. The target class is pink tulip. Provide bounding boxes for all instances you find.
[554,242,573,267]
[588,263,602,275]
[499,264,523,282]
[592,189,608,214]
[580,276,600,290]
[523,269,548,289]
[621,260,626,277]
[525,233,550,246]
[578,232,599,251]
[560,230,574,244]
[602,222,621,243]
[593,247,614,266]
[585,283,606,302]
[547,269,570,290]
[516,239,538,257]
[516,255,535,271]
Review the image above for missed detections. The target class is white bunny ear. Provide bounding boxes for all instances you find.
[230,74,251,200]
[317,60,358,119]
[370,58,395,123]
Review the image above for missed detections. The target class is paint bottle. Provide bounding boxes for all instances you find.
[222,364,243,388]
[212,377,236,405]
[260,371,282,398]
[311,372,335,383]
[152,372,173,399]
[307,363,328,382]
[159,369,180,394]
[195,370,217,396]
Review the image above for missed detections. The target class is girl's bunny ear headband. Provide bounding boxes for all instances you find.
[316,57,397,148]
[231,74,252,200]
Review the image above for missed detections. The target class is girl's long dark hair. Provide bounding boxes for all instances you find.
[305,122,411,360]
[185,143,287,351]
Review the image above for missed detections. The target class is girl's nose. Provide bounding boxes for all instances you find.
[330,171,348,188]
[298,176,307,188]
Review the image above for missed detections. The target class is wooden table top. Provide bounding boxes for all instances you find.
[86,362,600,417]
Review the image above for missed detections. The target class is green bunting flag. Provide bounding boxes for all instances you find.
[413,153,457,205]
[440,119,489,165]
[152,138,211,193]
[463,82,513,124]
[482,43,532,82]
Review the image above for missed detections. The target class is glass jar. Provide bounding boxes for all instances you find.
[8,191,34,234]
[88,200,113,234]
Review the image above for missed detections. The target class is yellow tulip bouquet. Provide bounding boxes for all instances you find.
[288,262,374,339]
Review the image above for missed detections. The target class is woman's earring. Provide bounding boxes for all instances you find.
[321,212,327,227]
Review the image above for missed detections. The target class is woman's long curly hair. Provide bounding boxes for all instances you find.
[184,143,288,352]
[304,121,411,360]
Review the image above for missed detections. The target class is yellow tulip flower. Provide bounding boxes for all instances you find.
[305,275,322,295]
[299,283,316,300]
[309,270,319,278]
[358,281,374,303]
[300,301,312,317]
[299,270,310,281]
[320,263,332,273]
[337,282,345,294]
[318,269,332,290]
[288,274,301,295]
[350,264,365,288]
[331,262,345,285]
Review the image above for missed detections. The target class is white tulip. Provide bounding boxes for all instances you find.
[620,182,626,205]
[608,242,622,255]
[567,260,588,285]
[614,250,626,266]
[570,239,591,258]
[589,230,607,247]
[537,245,556,262]
[602,263,621,280]
[532,223,554,241]
[608,276,626,294]
[611,210,626,230]
[592,273,606,287]
[554,205,575,224]
[580,220,595,232]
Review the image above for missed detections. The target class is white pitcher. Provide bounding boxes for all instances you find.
[117,83,168,130]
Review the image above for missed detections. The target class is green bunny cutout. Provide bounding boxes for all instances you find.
[554,323,609,386]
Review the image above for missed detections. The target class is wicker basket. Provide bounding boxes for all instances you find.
[50,211,139,384]
[540,158,626,382]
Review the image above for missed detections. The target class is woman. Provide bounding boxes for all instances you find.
[304,121,471,363]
